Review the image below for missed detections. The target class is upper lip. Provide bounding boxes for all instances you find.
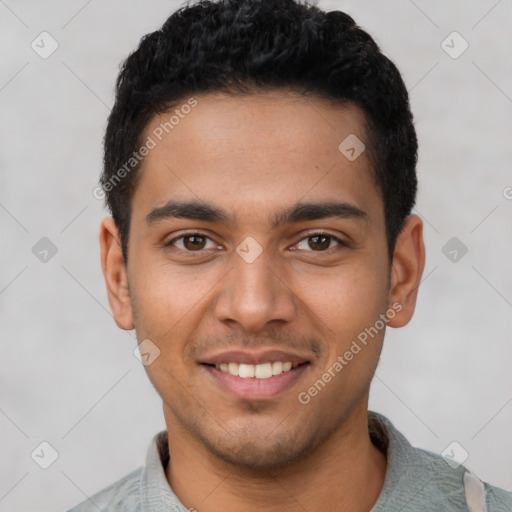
[199,349,311,366]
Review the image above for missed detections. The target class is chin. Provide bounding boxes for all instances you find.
[199,425,325,472]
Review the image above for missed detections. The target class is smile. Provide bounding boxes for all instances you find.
[212,361,298,379]
[202,362,310,400]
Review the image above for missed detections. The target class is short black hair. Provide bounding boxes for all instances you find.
[102,0,417,263]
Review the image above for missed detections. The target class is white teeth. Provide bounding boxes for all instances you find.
[214,361,300,379]
[255,362,272,379]
[228,362,239,376]
[239,363,255,378]
[271,361,283,375]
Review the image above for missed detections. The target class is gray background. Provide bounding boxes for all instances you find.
[1,0,511,510]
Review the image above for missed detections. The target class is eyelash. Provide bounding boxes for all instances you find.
[164,231,348,254]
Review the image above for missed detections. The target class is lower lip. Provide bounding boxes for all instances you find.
[202,363,310,400]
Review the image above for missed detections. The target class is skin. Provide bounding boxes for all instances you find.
[100,90,425,512]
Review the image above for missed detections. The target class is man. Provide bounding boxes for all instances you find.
[68,0,512,510]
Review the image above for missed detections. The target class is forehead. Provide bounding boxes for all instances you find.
[131,90,382,225]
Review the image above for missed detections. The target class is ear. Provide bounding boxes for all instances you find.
[387,214,425,328]
[99,217,134,330]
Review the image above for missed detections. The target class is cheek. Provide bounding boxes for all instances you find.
[299,261,388,339]
[130,264,211,392]
[129,259,220,343]
[293,267,387,416]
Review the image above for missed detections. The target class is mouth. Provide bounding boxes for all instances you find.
[199,350,311,400]
[202,361,307,379]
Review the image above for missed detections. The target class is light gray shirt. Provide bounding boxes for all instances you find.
[66,411,512,511]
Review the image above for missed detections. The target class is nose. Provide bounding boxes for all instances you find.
[213,246,296,332]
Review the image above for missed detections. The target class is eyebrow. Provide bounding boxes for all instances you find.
[145,200,368,227]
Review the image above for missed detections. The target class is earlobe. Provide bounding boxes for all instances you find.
[99,217,134,330]
[387,215,425,328]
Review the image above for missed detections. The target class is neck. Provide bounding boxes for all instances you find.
[164,406,387,512]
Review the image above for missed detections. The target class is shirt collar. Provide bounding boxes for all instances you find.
[140,429,187,511]
[368,411,436,511]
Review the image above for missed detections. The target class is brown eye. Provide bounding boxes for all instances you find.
[183,235,206,250]
[167,234,217,252]
[295,233,346,252]
[308,235,331,251]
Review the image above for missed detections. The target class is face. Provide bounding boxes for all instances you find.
[102,90,422,470]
